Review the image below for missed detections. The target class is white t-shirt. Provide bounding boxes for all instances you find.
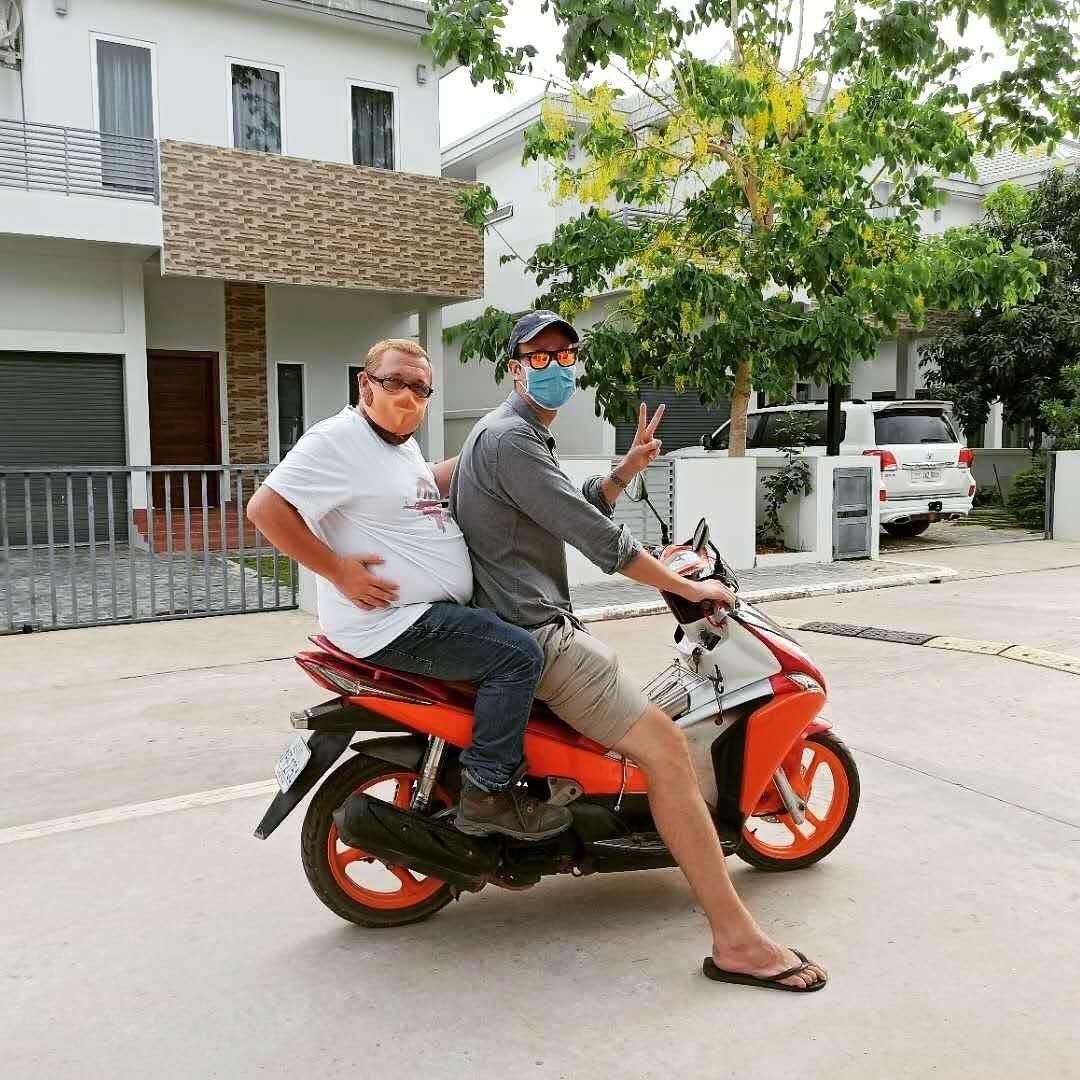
[262,406,473,657]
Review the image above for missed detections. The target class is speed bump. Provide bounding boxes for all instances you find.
[924,637,1012,656]
[1000,645,1080,676]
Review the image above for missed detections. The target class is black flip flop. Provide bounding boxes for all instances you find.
[702,949,827,992]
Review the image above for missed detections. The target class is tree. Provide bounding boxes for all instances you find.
[430,0,1079,454]
[921,169,1080,446]
[1043,362,1080,449]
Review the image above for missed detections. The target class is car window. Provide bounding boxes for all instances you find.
[874,410,958,445]
[754,409,842,448]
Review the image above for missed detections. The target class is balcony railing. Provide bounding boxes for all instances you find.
[0,118,159,203]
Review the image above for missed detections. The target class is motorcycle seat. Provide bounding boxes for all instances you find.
[305,634,567,727]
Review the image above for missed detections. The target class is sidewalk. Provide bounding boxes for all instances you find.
[571,556,953,622]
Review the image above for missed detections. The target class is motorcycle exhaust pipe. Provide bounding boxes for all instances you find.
[332,794,498,892]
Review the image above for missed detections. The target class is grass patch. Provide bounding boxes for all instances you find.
[231,555,296,588]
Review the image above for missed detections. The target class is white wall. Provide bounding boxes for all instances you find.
[672,457,757,570]
[1052,451,1080,542]
[0,66,20,119]
[755,455,880,564]
[18,0,440,175]
[0,236,150,494]
[265,283,414,461]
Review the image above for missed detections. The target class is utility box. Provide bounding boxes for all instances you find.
[833,466,873,559]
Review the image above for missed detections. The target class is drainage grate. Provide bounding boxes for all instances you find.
[799,621,866,636]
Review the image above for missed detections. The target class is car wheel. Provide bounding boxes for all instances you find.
[883,520,931,538]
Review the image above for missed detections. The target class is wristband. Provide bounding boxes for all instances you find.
[609,471,629,489]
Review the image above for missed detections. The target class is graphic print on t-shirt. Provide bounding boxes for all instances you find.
[404,478,452,533]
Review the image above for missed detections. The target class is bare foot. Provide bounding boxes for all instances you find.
[712,936,827,990]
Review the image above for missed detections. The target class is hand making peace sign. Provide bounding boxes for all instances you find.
[620,402,666,478]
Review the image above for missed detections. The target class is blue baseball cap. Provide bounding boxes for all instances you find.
[507,309,579,358]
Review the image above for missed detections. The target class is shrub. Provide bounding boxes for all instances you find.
[1006,458,1047,529]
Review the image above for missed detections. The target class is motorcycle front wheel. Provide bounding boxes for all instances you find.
[736,732,860,871]
[301,754,456,928]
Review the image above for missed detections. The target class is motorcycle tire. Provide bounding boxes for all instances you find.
[301,753,456,928]
[736,732,860,872]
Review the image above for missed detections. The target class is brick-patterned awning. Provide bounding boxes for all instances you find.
[159,141,484,301]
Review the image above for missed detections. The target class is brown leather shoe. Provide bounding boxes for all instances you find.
[456,776,572,841]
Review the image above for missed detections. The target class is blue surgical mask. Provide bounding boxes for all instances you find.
[522,363,576,410]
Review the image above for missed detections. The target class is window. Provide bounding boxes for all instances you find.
[351,84,394,169]
[277,364,304,459]
[348,365,363,407]
[754,409,842,448]
[94,37,155,192]
[874,410,959,445]
[230,62,283,153]
[795,383,811,404]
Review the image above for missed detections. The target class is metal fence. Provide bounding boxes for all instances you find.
[0,118,159,202]
[612,458,676,546]
[0,466,296,633]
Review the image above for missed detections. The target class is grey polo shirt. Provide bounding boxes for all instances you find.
[450,393,641,629]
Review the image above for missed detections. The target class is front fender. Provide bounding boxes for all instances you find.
[739,689,826,815]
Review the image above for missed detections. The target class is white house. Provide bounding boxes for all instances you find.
[0,0,481,548]
[440,91,1079,457]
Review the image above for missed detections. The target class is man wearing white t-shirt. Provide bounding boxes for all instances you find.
[247,339,571,842]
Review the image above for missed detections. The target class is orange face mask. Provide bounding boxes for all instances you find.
[363,383,428,437]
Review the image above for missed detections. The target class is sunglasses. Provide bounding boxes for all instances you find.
[368,373,435,399]
[520,345,580,370]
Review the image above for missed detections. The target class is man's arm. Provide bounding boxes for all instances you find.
[430,455,458,498]
[595,403,666,509]
[247,487,399,610]
[619,550,736,608]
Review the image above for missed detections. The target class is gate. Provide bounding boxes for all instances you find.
[612,458,675,546]
[0,465,297,633]
[833,466,873,560]
[1044,451,1056,539]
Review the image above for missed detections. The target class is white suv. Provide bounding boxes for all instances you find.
[674,399,976,538]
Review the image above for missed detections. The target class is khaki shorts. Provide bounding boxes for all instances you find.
[529,618,650,748]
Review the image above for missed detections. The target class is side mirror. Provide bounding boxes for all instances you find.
[701,432,714,452]
[624,473,646,502]
[691,517,709,553]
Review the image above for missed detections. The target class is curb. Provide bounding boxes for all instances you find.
[770,618,1080,678]
[577,566,956,625]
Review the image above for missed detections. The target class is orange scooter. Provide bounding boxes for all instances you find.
[255,517,860,927]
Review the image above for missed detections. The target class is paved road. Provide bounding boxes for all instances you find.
[3,562,1079,1078]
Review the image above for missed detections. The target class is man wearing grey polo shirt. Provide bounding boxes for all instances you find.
[450,311,827,992]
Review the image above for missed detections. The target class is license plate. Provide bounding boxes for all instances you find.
[915,468,941,482]
[275,735,311,793]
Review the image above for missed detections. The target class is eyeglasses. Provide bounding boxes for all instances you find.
[368,373,435,399]
[520,345,579,370]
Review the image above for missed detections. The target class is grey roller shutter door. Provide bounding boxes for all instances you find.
[0,352,127,546]
[615,385,731,453]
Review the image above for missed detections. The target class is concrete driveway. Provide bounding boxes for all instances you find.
[3,564,1079,1078]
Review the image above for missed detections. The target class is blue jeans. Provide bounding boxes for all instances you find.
[365,602,544,791]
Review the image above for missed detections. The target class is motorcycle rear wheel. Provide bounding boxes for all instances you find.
[736,732,860,871]
[301,754,456,928]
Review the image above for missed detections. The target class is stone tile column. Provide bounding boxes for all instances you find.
[224,282,268,464]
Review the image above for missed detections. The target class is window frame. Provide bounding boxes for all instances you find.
[226,56,287,154]
[273,361,307,463]
[347,363,364,408]
[90,32,160,139]
[346,77,400,171]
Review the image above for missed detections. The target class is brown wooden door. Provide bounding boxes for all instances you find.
[148,351,221,507]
